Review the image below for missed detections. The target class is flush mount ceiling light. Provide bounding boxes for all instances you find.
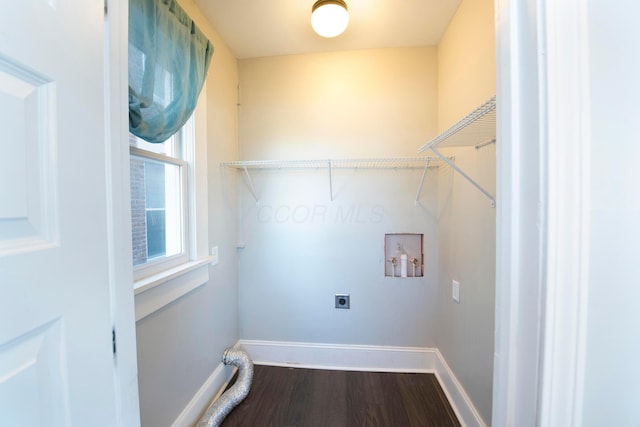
[311,0,349,38]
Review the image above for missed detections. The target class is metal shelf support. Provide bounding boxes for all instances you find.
[430,147,495,207]
[328,160,334,202]
[414,158,431,205]
[242,166,259,203]
[475,138,496,150]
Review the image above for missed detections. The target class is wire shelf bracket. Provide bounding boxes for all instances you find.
[328,160,334,201]
[418,96,496,207]
[414,158,431,205]
[241,165,259,203]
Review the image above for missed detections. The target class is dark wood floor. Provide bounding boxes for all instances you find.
[221,365,461,427]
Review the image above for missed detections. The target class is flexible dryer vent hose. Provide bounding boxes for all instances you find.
[197,348,254,427]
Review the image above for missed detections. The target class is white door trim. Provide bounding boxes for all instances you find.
[493,0,591,425]
[493,0,545,425]
[105,1,141,425]
[537,0,590,425]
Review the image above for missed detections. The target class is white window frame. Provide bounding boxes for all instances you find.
[132,85,211,320]
[130,145,189,280]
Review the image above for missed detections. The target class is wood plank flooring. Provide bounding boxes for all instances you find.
[221,365,461,427]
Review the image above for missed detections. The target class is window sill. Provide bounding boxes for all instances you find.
[134,257,213,321]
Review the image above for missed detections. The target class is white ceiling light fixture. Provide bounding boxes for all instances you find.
[311,0,349,38]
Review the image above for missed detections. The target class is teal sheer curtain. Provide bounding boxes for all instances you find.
[129,0,213,143]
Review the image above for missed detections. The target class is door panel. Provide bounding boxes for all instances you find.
[0,319,67,425]
[0,1,119,425]
[0,55,57,255]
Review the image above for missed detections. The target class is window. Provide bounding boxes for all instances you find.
[128,0,212,317]
[129,116,193,279]
[131,91,213,320]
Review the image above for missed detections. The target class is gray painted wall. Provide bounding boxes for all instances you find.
[238,169,439,346]
[435,145,496,425]
[136,277,238,427]
[435,0,496,423]
[135,1,240,425]
[236,47,440,348]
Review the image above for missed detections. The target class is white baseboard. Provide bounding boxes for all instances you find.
[433,350,488,427]
[238,339,486,427]
[239,339,435,372]
[171,349,238,427]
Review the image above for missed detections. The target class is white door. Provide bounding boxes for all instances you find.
[0,1,120,425]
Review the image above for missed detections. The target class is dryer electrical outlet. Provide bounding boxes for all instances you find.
[335,294,350,309]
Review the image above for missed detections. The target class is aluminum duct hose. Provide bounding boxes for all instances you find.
[198,348,254,427]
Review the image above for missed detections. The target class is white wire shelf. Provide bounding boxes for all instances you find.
[418,96,496,152]
[221,156,439,170]
[417,96,496,207]
[221,156,441,204]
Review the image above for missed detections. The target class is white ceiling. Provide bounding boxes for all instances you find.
[194,0,462,59]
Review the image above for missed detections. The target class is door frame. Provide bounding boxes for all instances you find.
[493,0,590,425]
[105,0,141,425]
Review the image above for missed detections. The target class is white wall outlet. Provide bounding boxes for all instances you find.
[452,280,460,304]
[211,246,219,266]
